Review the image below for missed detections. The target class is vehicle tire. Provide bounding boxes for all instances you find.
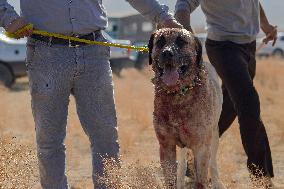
[110,60,123,77]
[272,49,284,58]
[134,52,149,70]
[0,64,14,88]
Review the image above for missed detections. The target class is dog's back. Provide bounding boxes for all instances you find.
[205,61,223,122]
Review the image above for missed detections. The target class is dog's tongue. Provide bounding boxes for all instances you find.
[162,68,179,86]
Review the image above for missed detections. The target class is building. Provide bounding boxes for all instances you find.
[106,14,155,43]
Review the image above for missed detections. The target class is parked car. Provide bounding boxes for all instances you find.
[195,33,207,55]
[256,32,284,58]
[0,30,135,87]
[102,31,135,60]
[131,42,149,70]
[102,31,136,76]
[0,33,27,87]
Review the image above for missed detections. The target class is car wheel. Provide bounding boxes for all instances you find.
[0,64,14,88]
[110,60,123,77]
[272,49,284,58]
[134,53,149,70]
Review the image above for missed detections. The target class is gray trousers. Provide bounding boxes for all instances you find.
[26,34,119,189]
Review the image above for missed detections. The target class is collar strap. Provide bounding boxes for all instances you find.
[165,75,202,96]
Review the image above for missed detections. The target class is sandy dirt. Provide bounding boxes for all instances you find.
[0,58,283,188]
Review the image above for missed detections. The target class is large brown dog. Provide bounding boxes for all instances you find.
[148,28,226,189]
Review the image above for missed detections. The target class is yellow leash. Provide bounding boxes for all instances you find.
[5,24,149,52]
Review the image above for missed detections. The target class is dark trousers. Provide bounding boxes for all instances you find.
[205,39,274,177]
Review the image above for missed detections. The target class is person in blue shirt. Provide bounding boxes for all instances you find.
[0,1,182,188]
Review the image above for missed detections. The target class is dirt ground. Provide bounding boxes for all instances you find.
[0,58,283,188]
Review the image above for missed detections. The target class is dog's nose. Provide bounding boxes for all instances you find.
[162,50,174,59]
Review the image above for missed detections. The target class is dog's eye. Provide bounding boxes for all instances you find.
[156,35,166,49]
[178,65,189,75]
[175,36,188,48]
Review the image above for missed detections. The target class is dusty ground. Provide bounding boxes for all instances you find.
[0,58,283,188]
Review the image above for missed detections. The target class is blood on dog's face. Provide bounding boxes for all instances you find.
[148,28,202,87]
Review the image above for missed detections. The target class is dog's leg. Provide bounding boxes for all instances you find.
[160,143,177,189]
[210,128,227,189]
[177,147,187,189]
[192,145,210,189]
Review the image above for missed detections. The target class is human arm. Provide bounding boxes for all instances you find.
[259,3,277,46]
[125,0,182,28]
[174,0,201,32]
[0,0,32,38]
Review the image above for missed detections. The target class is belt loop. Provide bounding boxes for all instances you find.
[48,37,53,47]
[69,34,79,47]
[69,39,72,47]
[92,32,96,41]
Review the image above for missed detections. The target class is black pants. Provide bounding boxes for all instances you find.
[205,39,274,177]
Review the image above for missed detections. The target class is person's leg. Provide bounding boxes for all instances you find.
[218,85,238,136]
[218,42,257,136]
[246,41,274,179]
[205,39,274,178]
[72,43,119,189]
[27,39,74,189]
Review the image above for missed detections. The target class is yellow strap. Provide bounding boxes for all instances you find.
[5,24,149,52]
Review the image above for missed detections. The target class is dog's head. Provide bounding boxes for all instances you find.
[148,28,203,88]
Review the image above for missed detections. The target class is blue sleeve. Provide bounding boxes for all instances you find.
[175,0,200,14]
[0,0,20,28]
[125,0,174,23]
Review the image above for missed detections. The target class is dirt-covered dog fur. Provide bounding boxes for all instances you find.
[148,28,226,189]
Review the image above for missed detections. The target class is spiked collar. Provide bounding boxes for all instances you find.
[164,74,203,96]
[154,64,206,97]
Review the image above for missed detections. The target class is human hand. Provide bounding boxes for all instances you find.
[6,17,33,39]
[158,18,183,29]
[175,10,193,32]
[262,24,277,46]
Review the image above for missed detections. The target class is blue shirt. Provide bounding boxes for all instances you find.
[0,0,173,35]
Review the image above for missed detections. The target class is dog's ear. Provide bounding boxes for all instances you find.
[148,33,155,65]
[194,37,203,67]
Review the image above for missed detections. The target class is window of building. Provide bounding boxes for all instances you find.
[112,25,118,32]
[124,23,138,35]
[106,21,117,32]
[142,22,153,32]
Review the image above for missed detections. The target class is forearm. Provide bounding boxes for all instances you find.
[175,10,192,32]
[175,0,200,32]
[259,3,270,30]
[259,2,277,45]
[0,0,19,29]
[125,0,173,23]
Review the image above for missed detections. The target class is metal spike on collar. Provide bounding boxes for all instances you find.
[180,86,189,96]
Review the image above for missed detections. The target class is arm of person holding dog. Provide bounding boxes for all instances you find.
[125,0,182,28]
[174,0,200,32]
[260,3,278,46]
[0,0,32,38]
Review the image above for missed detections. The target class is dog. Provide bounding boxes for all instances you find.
[148,28,226,189]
